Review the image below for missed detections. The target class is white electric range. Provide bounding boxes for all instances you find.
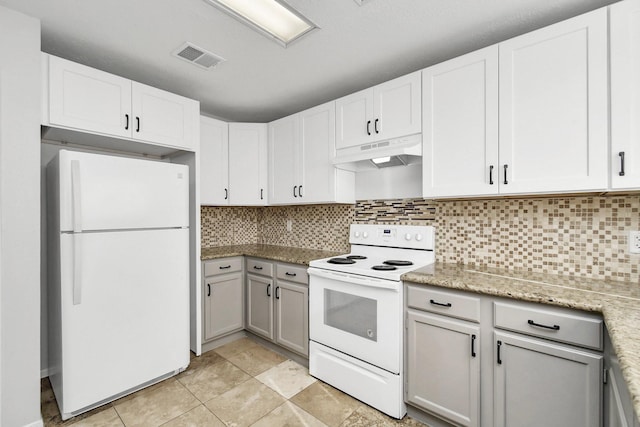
[308,224,436,419]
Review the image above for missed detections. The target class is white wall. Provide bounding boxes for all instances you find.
[0,5,43,427]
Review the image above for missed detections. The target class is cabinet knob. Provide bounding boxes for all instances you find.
[405,233,412,241]
[362,231,369,238]
[415,234,423,242]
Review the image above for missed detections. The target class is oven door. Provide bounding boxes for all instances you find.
[308,267,402,374]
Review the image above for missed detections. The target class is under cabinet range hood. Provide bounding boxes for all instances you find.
[333,133,422,171]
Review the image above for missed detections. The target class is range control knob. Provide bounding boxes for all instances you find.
[415,234,423,242]
[354,231,360,238]
[362,231,369,239]
[405,233,412,241]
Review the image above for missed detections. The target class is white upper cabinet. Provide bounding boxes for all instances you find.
[498,8,608,194]
[422,46,499,198]
[44,54,199,151]
[268,102,354,205]
[200,116,229,205]
[228,123,268,206]
[610,0,640,189]
[336,71,421,149]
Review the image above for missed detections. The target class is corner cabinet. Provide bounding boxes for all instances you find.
[200,116,229,205]
[228,123,268,206]
[422,8,608,198]
[610,0,640,190]
[246,258,309,356]
[336,71,421,149]
[43,54,199,151]
[202,258,244,342]
[268,101,354,205]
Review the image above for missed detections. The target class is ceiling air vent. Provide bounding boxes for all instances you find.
[172,42,225,70]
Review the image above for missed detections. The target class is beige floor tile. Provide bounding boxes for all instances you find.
[213,338,262,359]
[205,378,285,427]
[161,404,225,427]
[251,401,328,427]
[255,360,317,399]
[290,381,362,427]
[338,405,427,427]
[177,360,251,402]
[225,345,287,376]
[70,407,123,427]
[114,379,199,427]
[181,350,225,375]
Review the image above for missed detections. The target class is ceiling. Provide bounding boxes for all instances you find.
[0,0,618,122]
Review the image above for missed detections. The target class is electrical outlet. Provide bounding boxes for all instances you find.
[630,231,640,254]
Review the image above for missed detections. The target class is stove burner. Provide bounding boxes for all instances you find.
[327,257,356,265]
[346,255,367,260]
[383,260,413,266]
[372,265,397,271]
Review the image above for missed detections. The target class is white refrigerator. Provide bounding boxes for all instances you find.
[47,150,190,420]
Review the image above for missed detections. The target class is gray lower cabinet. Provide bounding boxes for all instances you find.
[605,329,639,427]
[202,257,244,342]
[494,331,603,427]
[245,258,309,357]
[406,310,480,427]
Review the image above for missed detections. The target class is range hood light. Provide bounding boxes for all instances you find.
[203,0,318,47]
[370,155,408,168]
[371,156,391,164]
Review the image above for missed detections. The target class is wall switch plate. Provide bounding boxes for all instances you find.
[630,231,640,254]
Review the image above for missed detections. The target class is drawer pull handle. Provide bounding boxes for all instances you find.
[253,266,263,270]
[497,340,502,364]
[471,334,476,358]
[528,320,560,331]
[429,299,452,308]
[267,284,271,297]
[285,272,297,277]
[219,265,231,270]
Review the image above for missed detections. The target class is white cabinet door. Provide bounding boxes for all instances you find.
[373,71,422,141]
[422,47,499,198]
[274,281,308,356]
[48,55,132,139]
[335,87,373,149]
[228,123,268,205]
[204,272,243,341]
[406,310,480,427]
[268,114,300,204]
[131,82,198,150]
[499,9,608,194]
[200,116,229,205]
[610,0,640,189]
[300,101,342,203]
[494,331,603,427]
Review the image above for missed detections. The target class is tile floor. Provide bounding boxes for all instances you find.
[41,338,428,427]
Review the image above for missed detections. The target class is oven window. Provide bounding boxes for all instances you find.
[324,289,377,341]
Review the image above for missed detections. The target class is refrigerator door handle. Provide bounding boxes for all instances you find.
[73,234,82,305]
[71,160,83,232]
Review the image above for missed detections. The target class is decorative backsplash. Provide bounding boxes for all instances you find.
[201,194,640,283]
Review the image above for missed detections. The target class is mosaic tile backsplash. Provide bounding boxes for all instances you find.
[201,194,640,283]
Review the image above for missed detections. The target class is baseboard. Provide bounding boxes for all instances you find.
[23,418,44,427]
[40,367,50,379]
[201,330,247,354]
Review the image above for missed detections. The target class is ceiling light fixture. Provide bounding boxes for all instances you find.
[203,0,318,47]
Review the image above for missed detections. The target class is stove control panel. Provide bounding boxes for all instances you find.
[350,224,435,250]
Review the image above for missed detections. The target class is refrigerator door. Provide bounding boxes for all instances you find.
[55,228,189,415]
[56,150,189,232]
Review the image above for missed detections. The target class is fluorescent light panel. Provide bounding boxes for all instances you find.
[205,0,317,47]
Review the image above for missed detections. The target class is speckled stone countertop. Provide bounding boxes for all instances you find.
[403,263,640,421]
[201,244,340,266]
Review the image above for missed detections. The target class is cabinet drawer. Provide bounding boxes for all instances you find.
[246,258,274,277]
[406,285,480,323]
[204,258,242,276]
[494,301,603,350]
[276,263,308,285]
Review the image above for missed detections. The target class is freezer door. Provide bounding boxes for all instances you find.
[56,228,189,414]
[55,150,189,232]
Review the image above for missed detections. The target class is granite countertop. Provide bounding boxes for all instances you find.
[201,244,340,266]
[403,263,640,421]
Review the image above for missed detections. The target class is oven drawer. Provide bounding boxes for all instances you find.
[494,301,603,350]
[246,258,273,277]
[204,257,242,276]
[406,284,481,323]
[276,263,308,285]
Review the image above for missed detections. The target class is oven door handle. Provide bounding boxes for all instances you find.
[307,267,399,290]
